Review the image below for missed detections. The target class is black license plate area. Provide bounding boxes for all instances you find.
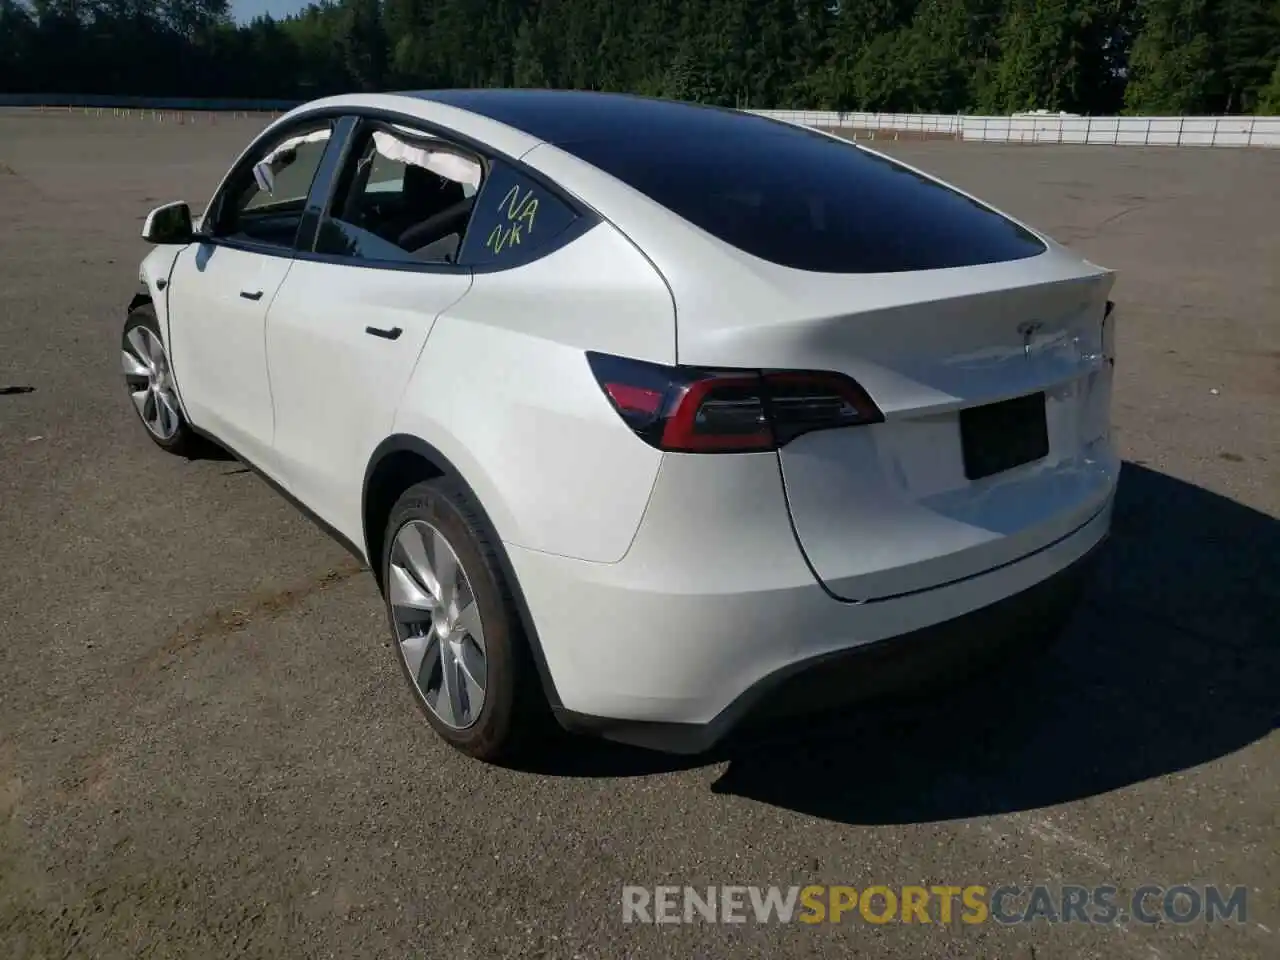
[960,392,1049,481]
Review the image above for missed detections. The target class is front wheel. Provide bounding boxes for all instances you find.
[381,477,543,762]
[120,304,199,455]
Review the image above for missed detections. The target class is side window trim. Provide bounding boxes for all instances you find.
[295,115,361,254]
[200,236,295,260]
[197,105,595,232]
[276,106,601,275]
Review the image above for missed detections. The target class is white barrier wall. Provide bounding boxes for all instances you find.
[6,98,1278,147]
[754,110,963,135]
[963,115,1280,147]
[750,109,1280,147]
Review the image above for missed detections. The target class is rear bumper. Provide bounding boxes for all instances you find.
[554,532,1103,754]
[508,451,1114,752]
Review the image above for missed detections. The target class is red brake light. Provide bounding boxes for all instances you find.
[662,375,773,452]
[586,352,884,453]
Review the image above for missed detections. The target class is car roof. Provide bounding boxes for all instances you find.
[404,88,798,147]
[278,91,1047,281]
[400,90,1045,275]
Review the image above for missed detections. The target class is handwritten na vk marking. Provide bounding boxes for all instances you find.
[486,185,539,254]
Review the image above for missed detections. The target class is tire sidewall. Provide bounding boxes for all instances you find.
[382,480,520,757]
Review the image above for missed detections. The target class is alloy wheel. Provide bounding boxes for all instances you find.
[121,326,182,441]
[388,519,488,729]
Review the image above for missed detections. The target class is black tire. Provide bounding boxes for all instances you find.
[381,477,544,762]
[121,303,202,456]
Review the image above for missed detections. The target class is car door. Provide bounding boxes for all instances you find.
[166,117,340,475]
[264,119,480,545]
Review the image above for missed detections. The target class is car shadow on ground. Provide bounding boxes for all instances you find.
[518,461,1280,824]
[185,438,237,463]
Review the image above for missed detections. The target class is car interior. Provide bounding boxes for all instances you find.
[216,168,309,248]
[212,128,334,248]
[327,128,484,263]
[210,123,483,264]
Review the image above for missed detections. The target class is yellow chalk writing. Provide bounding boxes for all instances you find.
[486,183,540,255]
[518,197,538,230]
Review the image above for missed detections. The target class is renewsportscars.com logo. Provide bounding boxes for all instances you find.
[622,884,1250,926]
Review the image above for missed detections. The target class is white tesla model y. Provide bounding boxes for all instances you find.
[124,90,1119,761]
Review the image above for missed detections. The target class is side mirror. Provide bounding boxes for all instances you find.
[141,201,194,244]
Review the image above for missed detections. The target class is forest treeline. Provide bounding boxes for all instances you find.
[2,0,1279,115]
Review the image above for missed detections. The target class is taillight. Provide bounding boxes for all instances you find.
[586,351,883,453]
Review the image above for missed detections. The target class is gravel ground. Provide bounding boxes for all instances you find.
[0,111,1276,960]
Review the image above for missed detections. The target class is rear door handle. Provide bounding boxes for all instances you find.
[239,289,264,301]
[365,326,403,341]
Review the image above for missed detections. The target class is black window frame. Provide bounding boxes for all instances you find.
[266,106,600,276]
[196,115,353,259]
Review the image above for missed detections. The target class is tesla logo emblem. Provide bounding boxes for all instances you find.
[1017,321,1044,357]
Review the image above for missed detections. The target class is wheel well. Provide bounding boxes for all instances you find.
[361,437,565,710]
[363,450,444,590]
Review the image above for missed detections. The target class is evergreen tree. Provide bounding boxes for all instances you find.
[512,16,548,87]
[1218,0,1280,112]
[383,0,434,87]
[339,0,386,91]
[1257,56,1280,112]
[0,0,36,91]
[1125,0,1221,113]
[987,0,1123,113]
[0,0,1276,119]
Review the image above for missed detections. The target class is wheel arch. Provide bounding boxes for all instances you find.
[362,433,564,709]
[128,287,152,314]
[129,256,194,424]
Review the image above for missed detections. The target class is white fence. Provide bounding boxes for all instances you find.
[6,96,1279,147]
[754,110,963,136]
[752,109,1280,148]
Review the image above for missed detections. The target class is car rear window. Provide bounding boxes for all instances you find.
[562,128,1046,274]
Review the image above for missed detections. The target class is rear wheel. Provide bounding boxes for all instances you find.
[382,477,542,762]
[121,304,200,455]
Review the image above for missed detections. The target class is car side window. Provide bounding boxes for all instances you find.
[457,161,580,267]
[315,124,484,266]
[209,121,334,250]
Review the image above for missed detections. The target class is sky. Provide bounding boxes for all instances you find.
[231,0,312,24]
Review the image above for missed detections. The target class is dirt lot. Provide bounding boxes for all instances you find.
[0,111,1277,959]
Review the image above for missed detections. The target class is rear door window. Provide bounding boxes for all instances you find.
[316,123,484,266]
[562,128,1046,274]
[457,161,580,268]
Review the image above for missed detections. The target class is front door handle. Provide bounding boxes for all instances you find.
[365,326,403,341]
[239,289,264,301]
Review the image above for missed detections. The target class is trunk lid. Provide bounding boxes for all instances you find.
[676,250,1119,602]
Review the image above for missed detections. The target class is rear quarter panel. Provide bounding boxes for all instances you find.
[393,219,675,563]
